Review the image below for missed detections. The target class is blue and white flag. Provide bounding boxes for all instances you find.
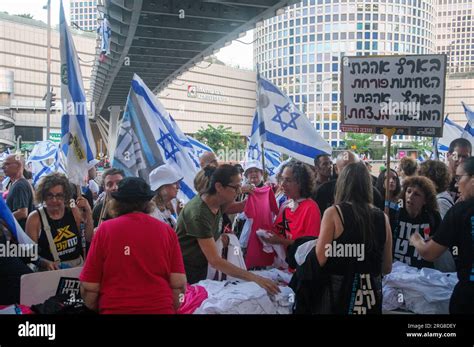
[187,135,213,159]
[0,195,34,245]
[257,75,331,165]
[59,1,97,186]
[27,141,67,187]
[438,116,464,152]
[461,102,474,145]
[246,111,281,178]
[113,74,198,202]
[98,16,111,56]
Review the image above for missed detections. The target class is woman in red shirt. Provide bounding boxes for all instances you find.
[265,160,322,247]
[80,177,186,314]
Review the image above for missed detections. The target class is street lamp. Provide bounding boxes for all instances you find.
[43,0,51,140]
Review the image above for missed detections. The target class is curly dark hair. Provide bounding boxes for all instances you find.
[35,173,72,205]
[419,160,451,194]
[279,159,315,198]
[401,176,439,213]
[108,199,153,218]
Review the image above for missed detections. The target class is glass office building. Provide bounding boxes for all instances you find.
[70,0,98,32]
[254,0,436,147]
[436,0,473,74]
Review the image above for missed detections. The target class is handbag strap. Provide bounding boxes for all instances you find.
[38,207,61,263]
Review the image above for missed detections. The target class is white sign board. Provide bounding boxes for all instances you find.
[341,54,446,137]
[20,267,83,306]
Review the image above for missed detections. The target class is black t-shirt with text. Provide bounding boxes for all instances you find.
[393,208,441,269]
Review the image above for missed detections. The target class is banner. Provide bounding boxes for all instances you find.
[341,54,446,137]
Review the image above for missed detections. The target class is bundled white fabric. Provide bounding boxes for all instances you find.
[256,229,287,269]
[195,275,294,314]
[295,239,317,266]
[207,234,246,281]
[237,212,252,248]
[382,261,458,314]
[250,268,293,285]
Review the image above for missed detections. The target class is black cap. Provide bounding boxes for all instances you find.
[111,177,155,202]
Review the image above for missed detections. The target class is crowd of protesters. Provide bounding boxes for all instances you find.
[0,136,472,314]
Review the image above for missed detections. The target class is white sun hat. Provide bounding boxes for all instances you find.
[148,164,183,191]
[243,160,263,175]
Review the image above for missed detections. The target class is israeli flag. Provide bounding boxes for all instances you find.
[59,1,97,186]
[187,135,213,159]
[246,111,281,178]
[28,141,58,187]
[461,102,474,145]
[257,75,331,165]
[27,141,67,187]
[0,195,34,245]
[438,116,464,152]
[113,74,198,202]
[98,16,111,56]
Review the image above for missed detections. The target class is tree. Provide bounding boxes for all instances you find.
[195,125,245,153]
[16,13,34,19]
[408,137,432,154]
[344,132,373,154]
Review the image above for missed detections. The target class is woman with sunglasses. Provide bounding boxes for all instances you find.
[176,164,280,295]
[411,157,474,314]
[25,173,93,270]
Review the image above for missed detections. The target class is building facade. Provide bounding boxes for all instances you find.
[435,0,473,74]
[157,60,257,136]
[0,12,96,149]
[255,0,438,147]
[70,0,98,32]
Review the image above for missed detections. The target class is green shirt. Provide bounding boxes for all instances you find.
[176,195,223,284]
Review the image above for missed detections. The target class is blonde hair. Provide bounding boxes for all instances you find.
[193,169,210,194]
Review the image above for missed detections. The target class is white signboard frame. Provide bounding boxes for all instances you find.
[341,54,447,137]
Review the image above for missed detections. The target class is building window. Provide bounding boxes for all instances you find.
[15,126,43,142]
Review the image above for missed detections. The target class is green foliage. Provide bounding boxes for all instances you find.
[407,137,432,153]
[16,13,34,19]
[195,125,245,152]
[343,133,373,154]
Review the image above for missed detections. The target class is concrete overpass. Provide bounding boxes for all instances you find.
[88,0,299,149]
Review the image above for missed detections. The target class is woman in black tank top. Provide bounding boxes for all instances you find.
[25,173,94,270]
[315,162,393,314]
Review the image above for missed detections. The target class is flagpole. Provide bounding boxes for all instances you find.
[98,192,109,227]
[75,185,87,260]
[46,0,51,139]
[260,142,268,182]
[382,128,396,215]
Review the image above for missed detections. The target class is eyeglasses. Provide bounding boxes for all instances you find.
[226,184,241,193]
[45,193,65,201]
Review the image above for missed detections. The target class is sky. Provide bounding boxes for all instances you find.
[0,0,254,69]
[0,0,70,26]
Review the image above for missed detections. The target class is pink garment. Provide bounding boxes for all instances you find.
[0,305,33,314]
[177,284,208,314]
[244,186,280,268]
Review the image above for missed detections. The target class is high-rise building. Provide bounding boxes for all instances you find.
[0,12,96,149]
[70,0,98,32]
[255,0,437,147]
[435,0,473,74]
